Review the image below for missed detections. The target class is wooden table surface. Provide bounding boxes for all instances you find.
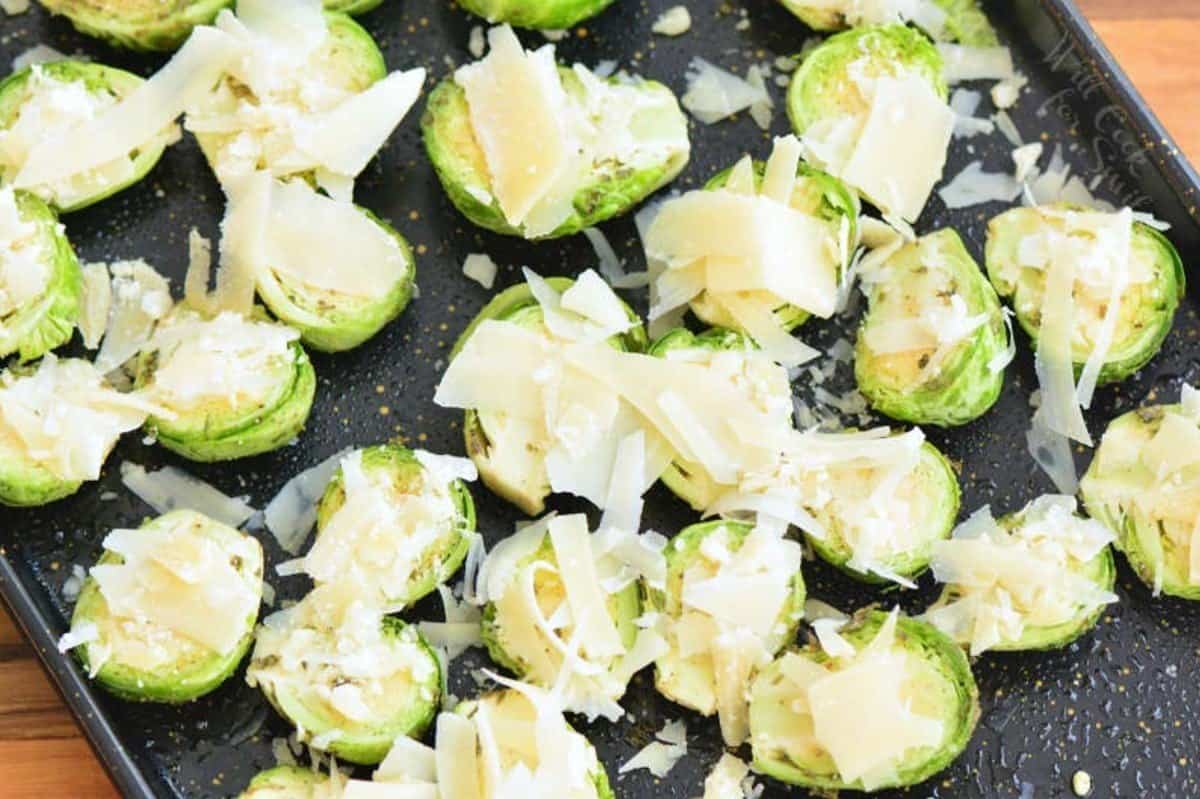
[3,1,1199,797]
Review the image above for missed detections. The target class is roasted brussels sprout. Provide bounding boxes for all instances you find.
[985,204,1184,387]
[0,188,82,362]
[787,25,952,223]
[477,514,643,717]
[855,228,1011,427]
[456,0,614,30]
[779,0,997,46]
[35,0,233,51]
[924,496,1118,653]
[648,327,794,511]
[247,584,442,765]
[748,609,979,793]
[134,309,317,462]
[644,520,805,745]
[0,355,153,506]
[1081,394,1200,600]
[324,0,384,14]
[304,446,476,607]
[0,61,173,212]
[422,25,689,239]
[62,510,263,702]
[238,766,332,799]
[448,275,647,515]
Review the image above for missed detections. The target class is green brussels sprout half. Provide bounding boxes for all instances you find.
[35,0,233,52]
[192,11,387,182]
[806,436,960,584]
[452,278,648,516]
[456,690,615,799]
[312,444,477,606]
[779,0,997,46]
[855,228,1010,428]
[324,0,384,14]
[985,204,1184,387]
[648,327,783,511]
[422,55,689,240]
[247,586,442,765]
[0,189,82,362]
[67,510,264,703]
[643,520,805,716]
[134,309,317,462]
[925,496,1117,652]
[748,610,979,793]
[0,61,172,212]
[479,525,642,699]
[787,25,947,140]
[238,766,331,799]
[1081,401,1200,600]
[254,207,416,353]
[687,159,860,334]
[455,0,615,30]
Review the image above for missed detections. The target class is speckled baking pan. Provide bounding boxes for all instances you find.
[1,0,1199,796]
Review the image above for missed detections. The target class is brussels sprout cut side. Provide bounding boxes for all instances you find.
[985,204,1184,387]
[311,445,477,606]
[779,0,997,46]
[925,496,1117,654]
[644,520,805,721]
[457,0,614,30]
[422,25,689,240]
[36,0,233,51]
[324,0,384,14]
[1082,399,1200,600]
[238,766,333,799]
[0,61,173,212]
[135,310,317,462]
[0,188,82,362]
[247,585,442,765]
[856,228,1010,427]
[452,277,647,516]
[64,510,264,703]
[749,610,979,793]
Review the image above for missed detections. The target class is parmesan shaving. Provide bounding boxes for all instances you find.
[264,449,352,555]
[120,462,256,528]
[93,259,173,374]
[619,719,688,777]
[651,6,692,36]
[938,161,1022,209]
[937,44,1015,83]
[462,253,498,289]
[682,58,772,125]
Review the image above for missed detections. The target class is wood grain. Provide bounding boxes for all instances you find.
[1,3,1198,799]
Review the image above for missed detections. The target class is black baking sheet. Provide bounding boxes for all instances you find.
[2,0,1199,796]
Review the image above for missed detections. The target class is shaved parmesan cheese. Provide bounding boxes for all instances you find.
[549,514,625,660]
[462,253,498,289]
[702,753,750,799]
[73,263,110,350]
[12,45,68,72]
[619,719,688,777]
[92,259,172,374]
[993,109,1023,147]
[1,0,30,15]
[652,5,692,36]
[120,462,256,528]
[583,227,636,289]
[1012,143,1043,184]
[938,160,1022,209]
[184,229,214,314]
[991,72,1028,109]
[682,58,771,125]
[436,713,481,799]
[937,44,1015,83]
[264,449,351,554]
[375,736,437,784]
[419,585,482,661]
[468,26,486,58]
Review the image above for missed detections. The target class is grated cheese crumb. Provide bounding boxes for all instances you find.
[651,5,691,36]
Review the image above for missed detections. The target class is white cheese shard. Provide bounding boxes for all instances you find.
[462,253,498,289]
[682,58,772,125]
[435,713,481,799]
[263,448,352,555]
[0,186,49,327]
[619,719,689,777]
[91,259,173,374]
[938,160,1022,209]
[11,45,70,72]
[702,753,751,799]
[549,514,626,660]
[120,462,257,528]
[991,73,1028,109]
[937,44,1015,83]
[184,228,214,314]
[14,28,237,198]
[652,5,692,36]
[1012,142,1043,184]
[455,25,577,236]
[1,0,30,15]
[583,227,645,289]
[418,585,482,661]
[0,355,157,481]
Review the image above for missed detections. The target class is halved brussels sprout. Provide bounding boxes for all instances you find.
[0,61,173,212]
[253,205,415,352]
[0,355,151,507]
[325,0,384,14]
[64,510,263,703]
[134,309,317,462]
[779,0,997,46]
[479,516,642,713]
[456,690,615,799]
[804,434,960,584]
[855,228,1010,427]
[453,278,647,515]
[644,520,805,720]
[1081,398,1200,600]
[924,496,1117,653]
[422,26,689,240]
[677,153,859,334]
[35,0,233,51]
[985,204,1184,386]
[309,445,477,607]
[190,11,386,184]
[457,0,614,30]
[749,609,979,793]
[238,766,332,799]
[0,188,82,362]
[247,584,442,765]
[648,327,793,511]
